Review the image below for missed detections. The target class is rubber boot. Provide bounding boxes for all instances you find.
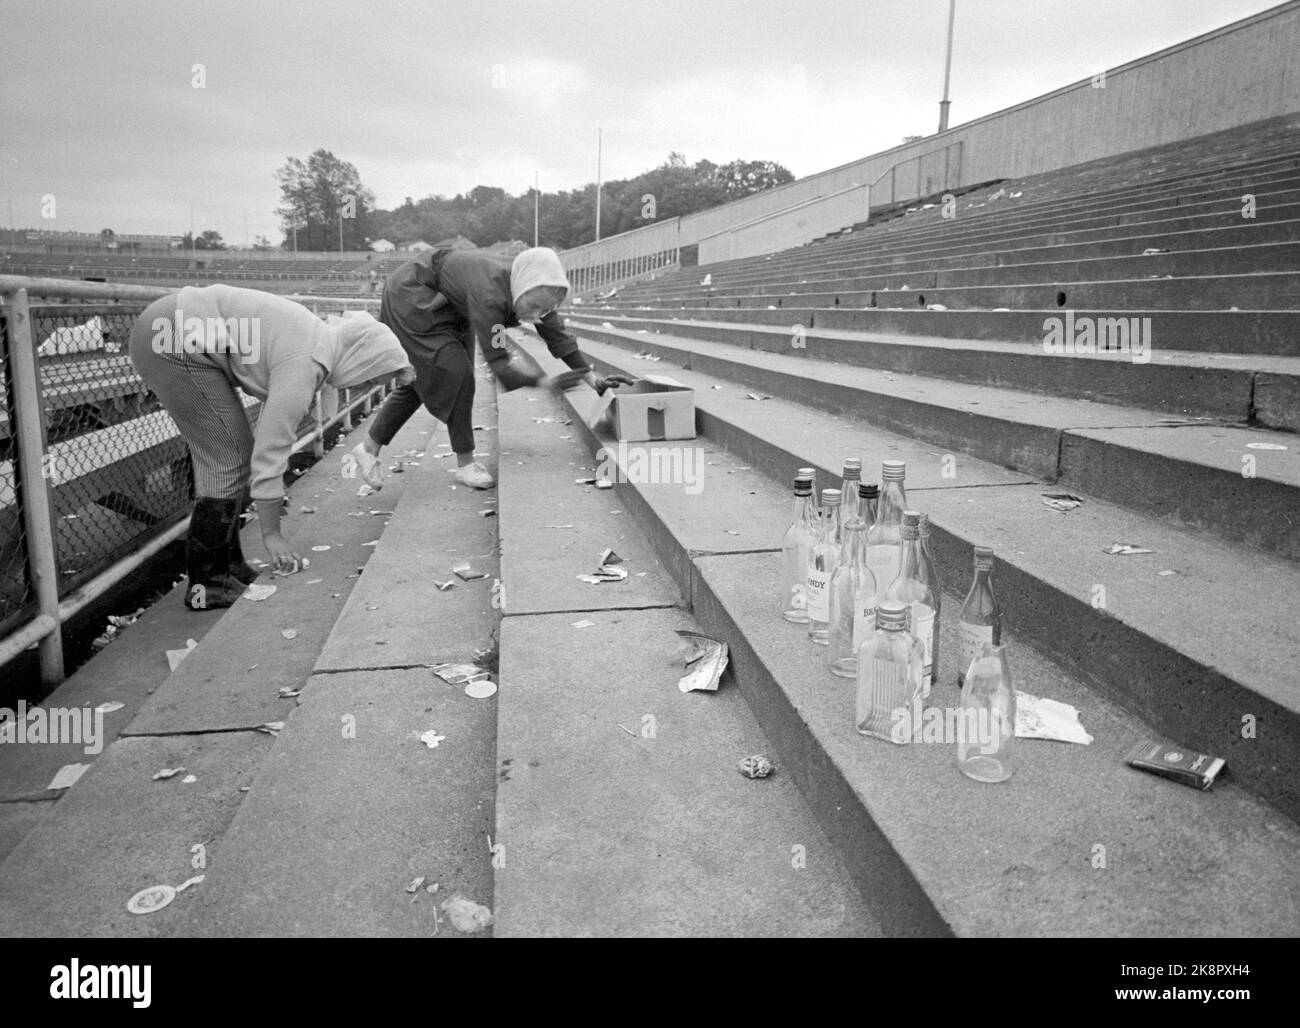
[184,497,247,610]
[227,512,260,585]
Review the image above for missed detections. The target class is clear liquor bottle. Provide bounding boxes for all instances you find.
[883,511,938,699]
[864,460,907,607]
[957,641,1015,782]
[840,458,863,527]
[827,518,877,679]
[958,546,1002,686]
[780,473,818,623]
[806,488,843,644]
[917,514,943,693]
[855,601,924,743]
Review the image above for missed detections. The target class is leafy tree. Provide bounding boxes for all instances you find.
[275,150,375,250]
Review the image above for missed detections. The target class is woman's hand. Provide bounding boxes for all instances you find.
[263,533,305,575]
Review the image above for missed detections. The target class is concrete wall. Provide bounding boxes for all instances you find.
[561,0,1300,280]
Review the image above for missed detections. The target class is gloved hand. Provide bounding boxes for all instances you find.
[594,373,637,395]
[493,359,544,392]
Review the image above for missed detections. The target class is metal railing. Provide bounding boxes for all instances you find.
[0,275,397,686]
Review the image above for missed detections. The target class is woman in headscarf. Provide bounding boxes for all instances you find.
[128,284,413,609]
[349,246,630,490]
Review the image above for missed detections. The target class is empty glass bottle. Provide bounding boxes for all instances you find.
[840,458,862,527]
[917,514,943,693]
[865,460,907,606]
[806,488,843,644]
[884,512,938,699]
[958,546,1002,686]
[858,482,879,530]
[855,601,924,743]
[780,473,818,623]
[827,518,877,678]
[957,642,1015,782]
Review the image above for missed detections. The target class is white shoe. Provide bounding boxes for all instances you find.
[350,443,385,489]
[454,461,495,489]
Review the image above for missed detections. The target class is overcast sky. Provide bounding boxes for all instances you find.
[0,0,1284,245]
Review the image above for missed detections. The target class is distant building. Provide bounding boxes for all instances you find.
[403,240,434,253]
[434,235,477,251]
[369,238,396,252]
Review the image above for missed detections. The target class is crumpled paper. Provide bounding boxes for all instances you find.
[1014,691,1092,745]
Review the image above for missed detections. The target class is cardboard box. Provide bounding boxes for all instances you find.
[593,375,696,442]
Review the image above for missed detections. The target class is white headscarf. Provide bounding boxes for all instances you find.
[510,247,571,305]
[323,310,412,387]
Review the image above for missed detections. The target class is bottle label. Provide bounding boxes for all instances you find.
[911,602,935,689]
[959,623,994,679]
[852,600,877,650]
[806,570,832,621]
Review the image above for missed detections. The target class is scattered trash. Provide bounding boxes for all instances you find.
[595,479,613,490]
[311,545,331,552]
[281,628,298,640]
[480,510,497,518]
[47,763,89,790]
[1245,442,1288,451]
[427,882,440,894]
[745,393,772,400]
[599,548,623,565]
[181,774,197,784]
[673,630,729,693]
[1126,736,1225,791]
[434,579,456,591]
[369,509,394,516]
[256,722,285,736]
[926,303,948,311]
[546,524,576,529]
[272,557,309,578]
[107,609,144,629]
[306,578,323,585]
[738,754,776,779]
[618,723,637,737]
[1105,543,1154,555]
[166,638,199,671]
[453,564,488,581]
[127,884,176,915]
[277,686,301,698]
[357,484,375,498]
[725,529,741,535]
[1041,492,1084,512]
[347,511,368,517]
[465,679,498,699]
[362,540,379,547]
[440,893,494,933]
[242,583,277,601]
[572,619,595,629]
[153,767,187,780]
[579,565,628,584]
[95,701,125,714]
[420,729,447,749]
[1014,692,1092,744]
[431,663,490,686]
[299,506,317,514]
[1157,569,1179,577]
[405,876,427,893]
[1142,247,1169,255]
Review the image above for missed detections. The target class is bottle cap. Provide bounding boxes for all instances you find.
[859,483,879,498]
[794,478,812,496]
[842,458,861,480]
[973,545,994,567]
[875,602,908,630]
[798,467,816,480]
[821,488,842,506]
[881,459,906,481]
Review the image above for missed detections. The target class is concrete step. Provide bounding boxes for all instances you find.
[519,332,1300,823]
[567,312,1300,431]
[583,305,1300,357]
[517,337,1300,937]
[0,406,437,935]
[564,322,1300,562]
[490,376,879,936]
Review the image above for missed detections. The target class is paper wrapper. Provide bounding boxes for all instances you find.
[675,630,729,693]
[1014,691,1093,744]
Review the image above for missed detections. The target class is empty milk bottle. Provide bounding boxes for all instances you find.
[957,641,1016,783]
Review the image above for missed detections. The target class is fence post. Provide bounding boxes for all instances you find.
[4,287,65,685]
[311,390,326,458]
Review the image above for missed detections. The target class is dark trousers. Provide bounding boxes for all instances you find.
[368,340,476,454]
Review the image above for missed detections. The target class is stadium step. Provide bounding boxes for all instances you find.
[516,334,1300,937]
[489,376,878,936]
[566,312,1300,430]
[564,320,1300,563]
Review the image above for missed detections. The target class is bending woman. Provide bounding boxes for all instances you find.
[351,246,628,490]
[129,284,412,609]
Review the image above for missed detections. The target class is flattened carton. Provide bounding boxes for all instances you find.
[598,375,696,442]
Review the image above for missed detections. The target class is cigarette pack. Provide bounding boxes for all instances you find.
[1125,736,1225,791]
